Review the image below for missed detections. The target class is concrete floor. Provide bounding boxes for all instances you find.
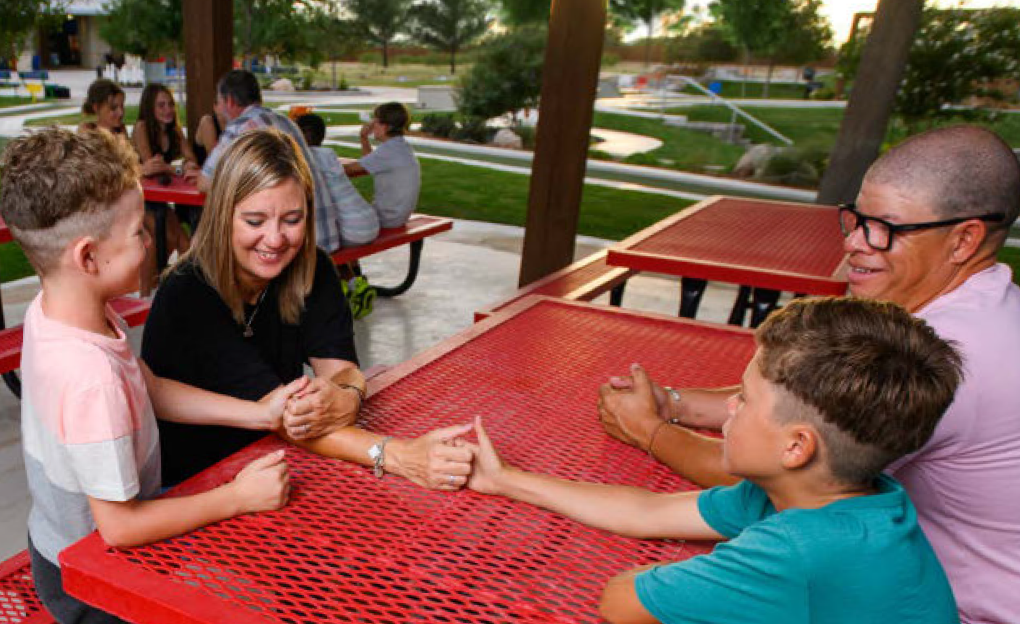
[0,218,746,560]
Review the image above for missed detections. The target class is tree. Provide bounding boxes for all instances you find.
[667,23,738,64]
[234,0,317,68]
[1,0,62,70]
[837,7,1020,130]
[710,0,790,96]
[101,0,182,60]
[610,0,685,67]
[410,0,492,74]
[497,0,550,26]
[346,0,408,68]
[456,26,545,122]
[306,2,365,88]
[710,0,830,97]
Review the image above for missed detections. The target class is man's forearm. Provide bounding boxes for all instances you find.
[651,426,738,488]
[675,386,737,429]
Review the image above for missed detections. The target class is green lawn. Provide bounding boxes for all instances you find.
[592,111,746,172]
[669,105,1020,149]
[333,145,694,241]
[681,81,817,100]
[0,95,54,108]
[25,105,142,127]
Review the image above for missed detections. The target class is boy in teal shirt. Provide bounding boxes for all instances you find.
[464,297,961,624]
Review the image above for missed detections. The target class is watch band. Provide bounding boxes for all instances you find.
[663,386,683,424]
[371,436,393,478]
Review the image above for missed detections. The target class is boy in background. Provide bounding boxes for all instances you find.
[296,113,378,319]
[0,127,307,623]
[343,102,420,229]
[465,297,962,624]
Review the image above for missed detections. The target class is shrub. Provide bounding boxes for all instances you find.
[421,112,458,138]
[456,27,545,121]
[514,124,536,149]
[358,51,382,64]
[453,116,492,143]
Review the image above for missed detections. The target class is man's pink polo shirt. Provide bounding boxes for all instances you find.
[890,263,1020,624]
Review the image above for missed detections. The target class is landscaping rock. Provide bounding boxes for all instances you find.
[269,78,296,91]
[733,144,777,178]
[492,128,523,149]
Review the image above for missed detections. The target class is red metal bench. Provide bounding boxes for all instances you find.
[0,550,54,624]
[474,250,635,322]
[0,296,151,397]
[330,214,453,297]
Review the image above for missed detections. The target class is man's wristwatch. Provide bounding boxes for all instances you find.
[368,436,393,478]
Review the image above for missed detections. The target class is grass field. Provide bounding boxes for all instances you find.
[25,105,142,128]
[591,111,746,172]
[0,96,55,108]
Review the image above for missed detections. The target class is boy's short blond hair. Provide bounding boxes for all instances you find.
[755,297,962,485]
[0,127,139,273]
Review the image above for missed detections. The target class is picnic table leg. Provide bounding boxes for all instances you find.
[609,281,627,307]
[373,240,423,297]
[679,277,707,318]
[728,285,752,326]
[749,288,782,327]
[154,203,168,271]
[0,289,21,398]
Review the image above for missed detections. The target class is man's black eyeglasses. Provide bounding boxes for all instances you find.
[838,203,1004,251]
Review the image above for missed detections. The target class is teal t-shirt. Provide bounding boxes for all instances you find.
[635,475,958,624]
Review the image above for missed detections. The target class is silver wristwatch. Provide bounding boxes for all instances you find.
[368,436,393,478]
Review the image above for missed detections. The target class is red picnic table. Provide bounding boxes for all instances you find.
[140,175,206,271]
[60,296,757,624]
[0,216,11,244]
[607,195,849,326]
[139,174,206,207]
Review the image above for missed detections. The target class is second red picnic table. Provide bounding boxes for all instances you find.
[61,296,756,624]
[607,195,849,325]
[140,175,206,270]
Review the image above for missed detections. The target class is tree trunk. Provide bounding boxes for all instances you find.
[450,47,456,74]
[817,0,923,205]
[643,19,654,68]
[331,57,337,90]
[382,41,389,68]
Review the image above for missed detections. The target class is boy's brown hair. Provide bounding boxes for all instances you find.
[373,102,410,137]
[755,297,962,485]
[0,127,140,273]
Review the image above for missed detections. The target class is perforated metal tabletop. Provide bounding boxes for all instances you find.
[60,297,757,624]
[607,196,849,295]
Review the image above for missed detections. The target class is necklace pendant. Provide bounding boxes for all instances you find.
[243,327,254,338]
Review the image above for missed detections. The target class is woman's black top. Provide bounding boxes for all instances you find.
[141,249,357,486]
[192,114,222,167]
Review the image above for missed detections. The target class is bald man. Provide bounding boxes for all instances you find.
[598,125,1020,624]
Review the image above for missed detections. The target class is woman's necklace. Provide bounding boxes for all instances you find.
[242,288,268,338]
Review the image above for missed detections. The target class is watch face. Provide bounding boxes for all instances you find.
[368,443,381,460]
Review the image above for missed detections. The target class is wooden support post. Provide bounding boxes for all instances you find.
[182,0,233,144]
[518,0,608,287]
[817,0,922,205]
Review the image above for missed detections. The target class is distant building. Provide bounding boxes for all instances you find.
[19,1,112,70]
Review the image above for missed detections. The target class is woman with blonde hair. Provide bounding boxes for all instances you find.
[141,128,473,491]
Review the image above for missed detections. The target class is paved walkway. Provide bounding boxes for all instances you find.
[0,218,745,560]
